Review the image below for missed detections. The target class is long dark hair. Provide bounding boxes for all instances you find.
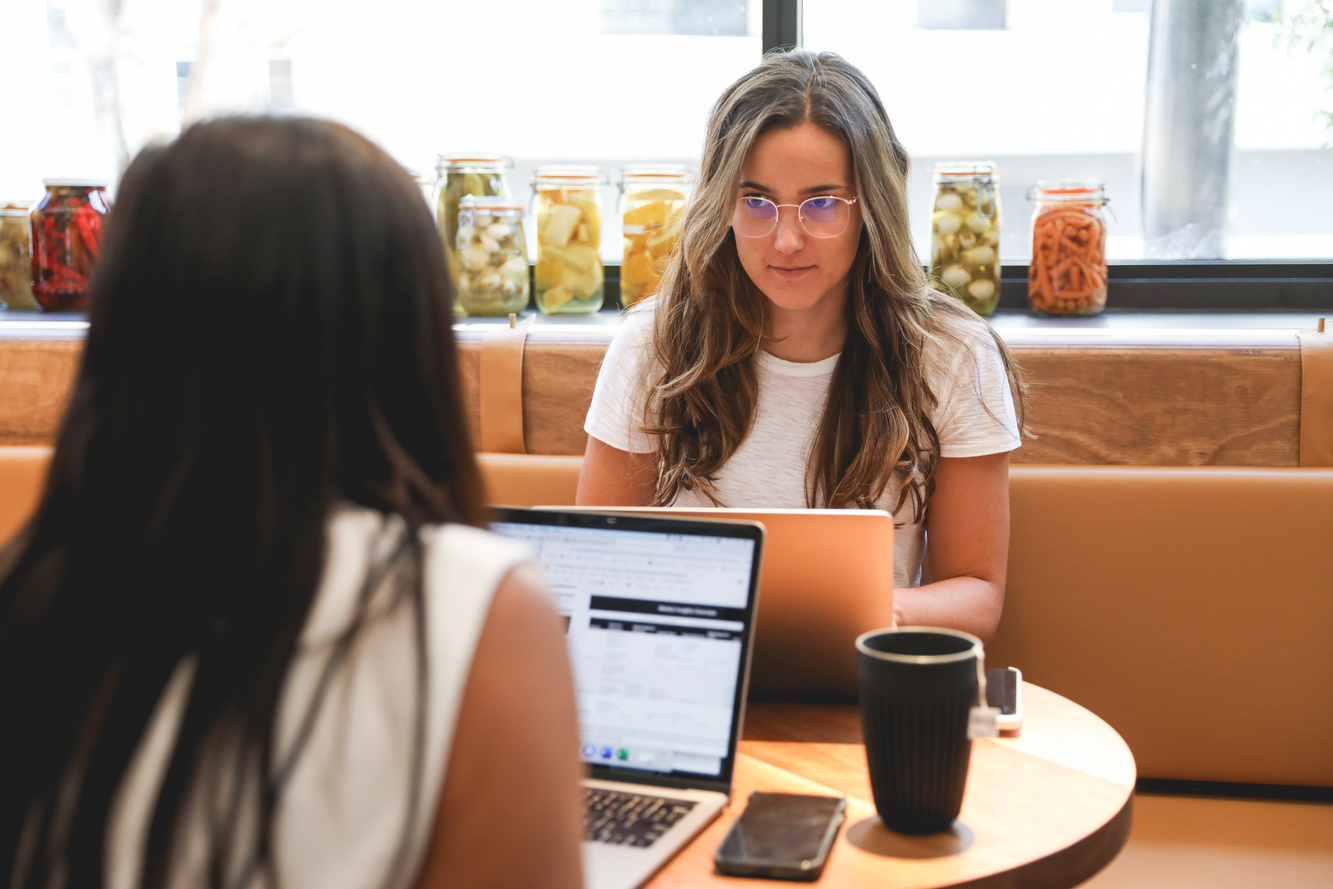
[0,117,485,889]
[647,49,1025,513]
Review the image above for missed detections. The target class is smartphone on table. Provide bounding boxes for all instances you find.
[714,791,847,881]
[985,666,1023,731]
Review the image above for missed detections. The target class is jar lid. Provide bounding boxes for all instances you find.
[435,154,513,173]
[42,178,109,188]
[1029,179,1107,203]
[533,165,608,187]
[459,194,525,216]
[1,200,33,215]
[620,163,692,187]
[932,162,997,183]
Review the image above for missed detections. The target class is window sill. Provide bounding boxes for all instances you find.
[2,307,1324,349]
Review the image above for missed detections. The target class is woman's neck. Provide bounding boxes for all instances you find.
[763,297,848,363]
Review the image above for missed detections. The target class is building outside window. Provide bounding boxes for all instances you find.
[0,0,1329,290]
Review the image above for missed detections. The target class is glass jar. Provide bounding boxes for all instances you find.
[618,164,690,307]
[532,166,607,314]
[1027,180,1109,316]
[407,168,435,212]
[929,162,1001,317]
[30,179,111,312]
[0,201,37,310]
[435,155,512,315]
[455,195,530,316]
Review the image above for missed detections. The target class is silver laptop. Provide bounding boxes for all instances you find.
[491,507,764,889]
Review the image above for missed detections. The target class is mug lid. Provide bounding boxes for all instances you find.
[855,626,983,664]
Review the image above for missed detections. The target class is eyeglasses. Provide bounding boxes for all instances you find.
[732,195,858,239]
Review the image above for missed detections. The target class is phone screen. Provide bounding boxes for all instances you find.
[715,792,845,868]
[986,666,1018,715]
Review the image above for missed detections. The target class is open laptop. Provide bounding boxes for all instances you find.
[544,507,895,699]
[490,507,764,889]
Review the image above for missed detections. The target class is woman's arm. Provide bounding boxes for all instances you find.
[576,435,658,506]
[893,451,1011,644]
[415,563,584,889]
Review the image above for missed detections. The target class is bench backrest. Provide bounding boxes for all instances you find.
[4,447,1329,786]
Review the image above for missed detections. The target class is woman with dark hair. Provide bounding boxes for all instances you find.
[578,49,1025,643]
[0,117,583,889]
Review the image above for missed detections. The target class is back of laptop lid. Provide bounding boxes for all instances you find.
[490,508,763,796]
[538,507,895,699]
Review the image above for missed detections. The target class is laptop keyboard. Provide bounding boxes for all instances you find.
[583,787,697,847]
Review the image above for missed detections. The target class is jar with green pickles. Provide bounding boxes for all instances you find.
[531,166,606,314]
[929,162,1001,316]
[0,202,37,310]
[435,155,512,315]
[456,195,529,316]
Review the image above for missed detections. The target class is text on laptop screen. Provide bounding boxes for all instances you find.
[491,521,755,779]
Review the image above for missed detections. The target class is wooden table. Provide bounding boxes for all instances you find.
[648,683,1135,888]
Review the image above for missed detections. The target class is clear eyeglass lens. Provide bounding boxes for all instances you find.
[733,196,850,238]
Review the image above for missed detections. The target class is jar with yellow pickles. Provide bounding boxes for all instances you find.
[929,162,1001,317]
[618,165,690,307]
[532,166,607,314]
[435,155,512,315]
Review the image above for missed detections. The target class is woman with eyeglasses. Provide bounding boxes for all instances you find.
[576,49,1025,643]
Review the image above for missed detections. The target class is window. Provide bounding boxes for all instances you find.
[0,0,1328,311]
[803,0,1333,264]
[1,0,763,265]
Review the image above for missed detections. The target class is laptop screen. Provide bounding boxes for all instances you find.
[490,508,762,790]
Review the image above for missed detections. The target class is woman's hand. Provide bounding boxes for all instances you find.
[893,451,1011,643]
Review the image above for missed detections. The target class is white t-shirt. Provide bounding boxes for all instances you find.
[584,304,1021,587]
[106,508,532,889]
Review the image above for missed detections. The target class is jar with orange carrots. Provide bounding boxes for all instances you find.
[1027,181,1109,315]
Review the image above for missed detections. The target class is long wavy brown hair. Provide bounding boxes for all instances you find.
[643,49,1025,517]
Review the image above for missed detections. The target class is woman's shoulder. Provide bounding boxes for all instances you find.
[923,298,998,346]
[307,507,533,645]
[417,522,532,570]
[919,299,1004,370]
[613,299,659,344]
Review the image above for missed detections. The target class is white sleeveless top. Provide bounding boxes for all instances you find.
[105,508,532,889]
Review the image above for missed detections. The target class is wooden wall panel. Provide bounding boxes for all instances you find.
[0,335,1304,466]
[1014,347,1301,466]
[0,340,80,446]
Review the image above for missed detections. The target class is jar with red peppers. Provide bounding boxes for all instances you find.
[30,179,111,312]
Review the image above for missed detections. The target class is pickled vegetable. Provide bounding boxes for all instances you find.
[929,172,1001,317]
[435,157,511,315]
[456,198,529,316]
[0,204,37,310]
[30,182,109,313]
[534,186,604,313]
[1028,185,1108,316]
[621,186,686,306]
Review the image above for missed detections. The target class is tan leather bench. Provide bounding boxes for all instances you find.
[470,454,1333,787]
[4,447,1330,787]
